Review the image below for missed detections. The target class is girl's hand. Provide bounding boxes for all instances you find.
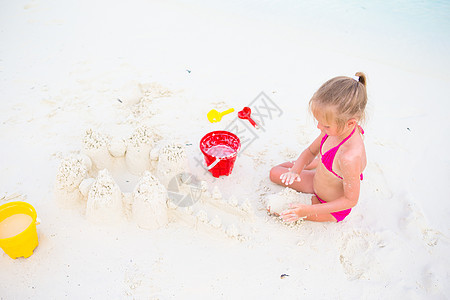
[280,171,301,186]
[280,203,308,222]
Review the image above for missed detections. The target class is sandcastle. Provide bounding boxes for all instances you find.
[54,127,254,239]
[132,171,168,230]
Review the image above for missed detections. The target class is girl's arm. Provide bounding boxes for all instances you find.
[280,133,324,185]
[282,152,362,220]
[311,154,361,214]
[290,133,323,174]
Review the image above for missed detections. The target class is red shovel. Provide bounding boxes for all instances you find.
[238,107,259,129]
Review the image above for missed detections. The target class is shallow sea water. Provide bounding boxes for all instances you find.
[179,0,450,78]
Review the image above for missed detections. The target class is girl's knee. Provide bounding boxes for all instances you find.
[269,162,292,184]
[269,166,281,183]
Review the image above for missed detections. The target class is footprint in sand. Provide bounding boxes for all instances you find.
[339,230,386,280]
[422,229,442,247]
[401,201,444,248]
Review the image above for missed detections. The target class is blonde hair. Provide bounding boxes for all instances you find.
[309,72,367,130]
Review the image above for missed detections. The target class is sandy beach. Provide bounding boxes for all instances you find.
[1,0,449,299]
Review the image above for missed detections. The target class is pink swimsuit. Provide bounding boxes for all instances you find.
[316,126,364,222]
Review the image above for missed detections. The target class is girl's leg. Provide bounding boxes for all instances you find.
[304,196,337,222]
[269,162,315,194]
[269,161,337,222]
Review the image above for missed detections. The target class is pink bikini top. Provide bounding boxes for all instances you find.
[320,126,364,180]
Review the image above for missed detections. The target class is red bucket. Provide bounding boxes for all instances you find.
[200,131,241,178]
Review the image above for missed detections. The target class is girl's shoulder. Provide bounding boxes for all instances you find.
[338,132,366,161]
[337,133,367,174]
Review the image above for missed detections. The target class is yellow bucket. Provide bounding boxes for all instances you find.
[0,201,39,259]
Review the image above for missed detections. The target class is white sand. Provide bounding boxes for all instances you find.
[265,187,312,216]
[1,0,449,299]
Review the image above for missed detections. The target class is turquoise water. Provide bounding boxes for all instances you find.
[179,0,450,77]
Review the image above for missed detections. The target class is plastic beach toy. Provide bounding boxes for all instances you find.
[207,108,235,123]
[200,131,241,178]
[0,201,39,259]
[238,107,259,129]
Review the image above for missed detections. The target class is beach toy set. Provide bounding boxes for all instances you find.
[0,201,40,259]
[206,107,258,129]
[202,106,258,177]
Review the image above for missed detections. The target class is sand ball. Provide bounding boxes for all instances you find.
[108,137,127,157]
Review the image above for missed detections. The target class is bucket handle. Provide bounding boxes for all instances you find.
[207,158,221,170]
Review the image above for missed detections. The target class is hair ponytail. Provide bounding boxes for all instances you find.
[309,72,368,129]
[355,72,367,87]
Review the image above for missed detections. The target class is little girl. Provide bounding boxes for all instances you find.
[269,72,368,222]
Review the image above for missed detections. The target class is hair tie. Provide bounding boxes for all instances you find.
[351,75,359,82]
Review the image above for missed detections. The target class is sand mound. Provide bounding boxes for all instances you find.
[264,187,312,215]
